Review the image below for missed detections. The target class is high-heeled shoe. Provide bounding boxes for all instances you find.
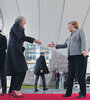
[12,90,24,98]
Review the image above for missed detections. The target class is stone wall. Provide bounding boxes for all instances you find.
[23,50,68,86]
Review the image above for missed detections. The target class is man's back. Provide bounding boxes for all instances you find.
[0,34,7,51]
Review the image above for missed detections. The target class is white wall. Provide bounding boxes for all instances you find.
[0,0,90,56]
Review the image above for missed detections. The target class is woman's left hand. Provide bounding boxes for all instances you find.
[82,51,87,57]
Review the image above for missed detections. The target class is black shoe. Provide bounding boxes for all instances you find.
[62,94,71,97]
[43,88,48,91]
[77,94,86,98]
[1,93,6,96]
[34,89,39,92]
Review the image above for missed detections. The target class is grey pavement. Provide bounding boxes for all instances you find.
[0,88,90,94]
[21,88,90,94]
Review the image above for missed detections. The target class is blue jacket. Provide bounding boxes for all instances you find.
[5,22,35,75]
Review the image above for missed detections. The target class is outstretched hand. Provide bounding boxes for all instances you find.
[34,39,42,45]
[48,41,56,47]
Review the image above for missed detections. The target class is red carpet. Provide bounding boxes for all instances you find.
[0,94,90,100]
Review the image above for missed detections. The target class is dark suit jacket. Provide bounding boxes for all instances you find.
[0,33,7,75]
[5,22,35,75]
[55,72,60,81]
[34,56,49,75]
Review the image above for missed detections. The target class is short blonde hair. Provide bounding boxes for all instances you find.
[68,21,79,29]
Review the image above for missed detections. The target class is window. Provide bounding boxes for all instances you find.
[25,43,51,71]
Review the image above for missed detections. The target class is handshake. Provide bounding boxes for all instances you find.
[34,39,56,48]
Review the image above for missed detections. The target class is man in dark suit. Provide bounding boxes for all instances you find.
[0,29,7,96]
[34,52,49,92]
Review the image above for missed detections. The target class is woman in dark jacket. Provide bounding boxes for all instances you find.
[5,16,41,97]
[55,70,60,89]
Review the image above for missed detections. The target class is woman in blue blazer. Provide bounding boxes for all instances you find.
[5,16,41,97]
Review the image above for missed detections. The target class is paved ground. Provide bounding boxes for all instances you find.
[0,88,90,94]
[21,88,90,94]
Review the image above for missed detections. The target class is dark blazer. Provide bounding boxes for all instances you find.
[5,22,35,75]
[0,33,7,75]
[34,56,49,75]
[55,72,60,81]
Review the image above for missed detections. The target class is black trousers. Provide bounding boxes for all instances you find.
[9,71,26,93]
[56,80,59,89]
[0,65,7,94]
[0,75,7,93]
[66,55,87,96]
[35,74,46,90]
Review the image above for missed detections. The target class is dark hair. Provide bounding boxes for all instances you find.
[40,52,44,55]
[0,29,2,32]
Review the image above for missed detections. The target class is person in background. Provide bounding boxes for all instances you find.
[63,70,68,89]
[55,69,60,89]
[34,52,49,92]
[48,21,87,98]
[0,29,7,96]
[5,16,42,98]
